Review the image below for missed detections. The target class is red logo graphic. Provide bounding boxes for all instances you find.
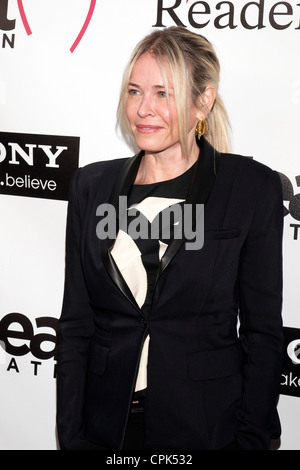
[16,0,96,52]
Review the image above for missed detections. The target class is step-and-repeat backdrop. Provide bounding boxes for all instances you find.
[0,0,299,450]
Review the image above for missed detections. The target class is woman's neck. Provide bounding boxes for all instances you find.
[134,143,199,185]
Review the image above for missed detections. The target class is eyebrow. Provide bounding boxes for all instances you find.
[128,82,171,90]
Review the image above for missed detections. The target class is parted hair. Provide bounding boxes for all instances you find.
[117,26,231,154]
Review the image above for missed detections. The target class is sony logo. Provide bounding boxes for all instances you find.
[0,141,67,168]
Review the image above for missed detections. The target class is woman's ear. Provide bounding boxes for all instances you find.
[197,86,216,117]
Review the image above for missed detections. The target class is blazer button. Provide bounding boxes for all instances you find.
[140,318,146,328]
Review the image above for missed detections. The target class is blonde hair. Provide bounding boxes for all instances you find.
[117,26,231,154]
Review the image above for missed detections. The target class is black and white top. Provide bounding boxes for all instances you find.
[111,163,196,392]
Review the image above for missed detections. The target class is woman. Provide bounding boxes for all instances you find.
[56,26,283,451]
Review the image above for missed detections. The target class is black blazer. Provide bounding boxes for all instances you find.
[56,137,284,450]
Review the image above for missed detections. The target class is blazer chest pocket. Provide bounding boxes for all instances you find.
[88,342,110,376]
[204,229,240,240]
[187,343,243,381]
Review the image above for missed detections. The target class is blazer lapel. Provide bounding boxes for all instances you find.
[100,150,144,313]
[158,137,218,277]
[100,137,218,311]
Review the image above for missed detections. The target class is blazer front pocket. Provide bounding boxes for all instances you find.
[187,343,243,381]
[204,229,240,240]
[88,342,110,376]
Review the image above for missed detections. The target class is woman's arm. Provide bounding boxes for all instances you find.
[236,169,284,450]
[56,169,95,450]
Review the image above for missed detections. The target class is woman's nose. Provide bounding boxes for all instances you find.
[137,94,154,117]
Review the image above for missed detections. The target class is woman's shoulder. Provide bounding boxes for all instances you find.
[68,156,130,202]
[217,152,282,202]
[72,157,128,189]
[218,151,279,181]
[79,157,129,178]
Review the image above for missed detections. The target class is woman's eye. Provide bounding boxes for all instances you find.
[158,91,166,98]
[128,89,139,96]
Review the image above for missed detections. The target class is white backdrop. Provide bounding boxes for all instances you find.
[0,0,299,450]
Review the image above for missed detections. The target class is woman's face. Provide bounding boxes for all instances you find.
[125,53,198,158]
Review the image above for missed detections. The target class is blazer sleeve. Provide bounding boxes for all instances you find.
[56,168,95,450]
[236,169,284,450]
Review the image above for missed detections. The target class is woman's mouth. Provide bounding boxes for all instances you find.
[136,124,162,134]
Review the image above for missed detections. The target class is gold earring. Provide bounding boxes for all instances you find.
[195,117,208,139]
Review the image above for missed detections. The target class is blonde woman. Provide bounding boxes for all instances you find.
[57,26,283,451]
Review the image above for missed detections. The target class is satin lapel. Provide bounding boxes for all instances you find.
[158,137,218,277]
[100,151,144,313]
